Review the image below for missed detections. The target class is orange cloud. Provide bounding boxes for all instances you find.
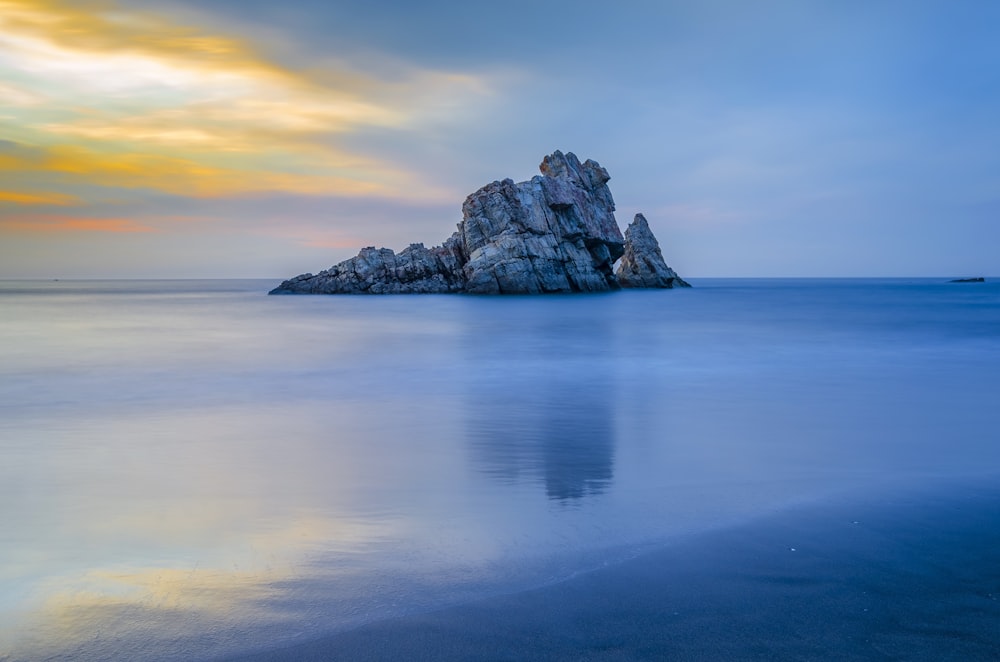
[0,214,155,233]
[0,144,400,199]
[0,189,78,205]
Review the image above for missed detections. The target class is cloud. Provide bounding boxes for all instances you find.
[0,214,156,233]
[0,79,44,106]
[0,0,490,211]
[0,190,78,205]
[0,144,388,198]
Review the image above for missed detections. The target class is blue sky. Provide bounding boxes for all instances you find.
[1,0,997,277]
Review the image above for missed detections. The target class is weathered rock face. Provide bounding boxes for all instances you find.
[615,214,691,289]
[460,152,624,294]
[272,238,465,295]
[270,151,686,295]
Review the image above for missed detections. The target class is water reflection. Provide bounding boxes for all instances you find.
[539,387,615,501]
[0,401,410,661]
[463,298,617,501]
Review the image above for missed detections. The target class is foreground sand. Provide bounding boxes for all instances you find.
[232,482,1000,661]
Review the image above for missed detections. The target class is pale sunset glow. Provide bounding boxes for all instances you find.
[0,214,154,232]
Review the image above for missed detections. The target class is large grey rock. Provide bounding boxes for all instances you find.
[270,151,686,295]
[459,151,624,294]
[616,213,691,289]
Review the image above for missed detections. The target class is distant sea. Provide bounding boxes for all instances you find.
[2,278,999,660]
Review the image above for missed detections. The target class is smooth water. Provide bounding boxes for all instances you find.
[2,278,999,660]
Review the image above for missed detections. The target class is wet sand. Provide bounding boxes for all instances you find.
[231,482,1000,661]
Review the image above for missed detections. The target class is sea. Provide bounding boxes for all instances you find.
[1,278,999,660]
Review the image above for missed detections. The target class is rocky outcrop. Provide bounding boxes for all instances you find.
[270,151,687,295]
[272,238,465,294]
[615,214,690,288]
[459,152,624,294]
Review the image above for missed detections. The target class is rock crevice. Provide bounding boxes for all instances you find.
[270,151,687,295]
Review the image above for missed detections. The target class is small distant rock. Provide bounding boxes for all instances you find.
[949,277,985,283]
[615,213,690,289]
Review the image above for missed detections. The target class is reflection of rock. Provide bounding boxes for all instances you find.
[539,395,615,501]
[616,214,691,289]
[469,385,614,501]
[270,151,687,295]
[464,307,616,501]
[470,378,615,501]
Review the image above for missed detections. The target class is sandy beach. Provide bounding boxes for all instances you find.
[233,482,1000,661]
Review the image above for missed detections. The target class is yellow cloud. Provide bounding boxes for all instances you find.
[0,0,488,209]
[0,189,77,205]
[0,80,44,106]
[0,144,411,198]
[39,94,404,152]
[0,1,404,134]
[0,0,274,75]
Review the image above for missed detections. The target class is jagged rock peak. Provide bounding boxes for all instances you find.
[539,150,611,191]
[269,152,689,295]
[616,213,691,289]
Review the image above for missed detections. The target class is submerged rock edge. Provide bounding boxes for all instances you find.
[270,151,688,295]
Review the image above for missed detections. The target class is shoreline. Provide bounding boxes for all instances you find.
[229,481,1000,661]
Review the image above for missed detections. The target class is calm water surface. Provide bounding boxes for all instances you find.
[1,278,999,660]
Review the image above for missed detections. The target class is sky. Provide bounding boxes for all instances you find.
[1,0,998,278]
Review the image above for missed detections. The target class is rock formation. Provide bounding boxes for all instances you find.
[270,151,688,295]
[615,214,691,288]
[271,240,466,295]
